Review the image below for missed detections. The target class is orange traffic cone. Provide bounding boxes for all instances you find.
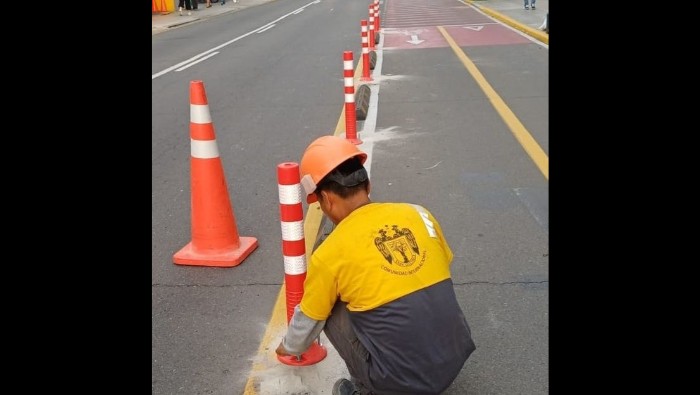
[173,80,258,267]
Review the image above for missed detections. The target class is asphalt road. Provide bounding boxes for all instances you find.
[152,0,548,393]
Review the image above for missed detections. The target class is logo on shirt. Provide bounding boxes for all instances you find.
[374,225,420,267]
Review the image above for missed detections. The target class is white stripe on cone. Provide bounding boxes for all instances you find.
[190,104,212,124]
[190,139,220,159]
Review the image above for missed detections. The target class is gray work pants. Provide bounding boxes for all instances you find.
[324,301,375,394]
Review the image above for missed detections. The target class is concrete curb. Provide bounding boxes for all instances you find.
[152,7,243,33]
[468,1,549,45]
[355,84,371,120]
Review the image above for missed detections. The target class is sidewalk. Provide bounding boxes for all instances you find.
[152,0,549,42]
[151,0,274,35]
[473,0,548,29]
[469,0,548,43]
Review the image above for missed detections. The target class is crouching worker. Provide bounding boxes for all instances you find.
[275,135,476,395]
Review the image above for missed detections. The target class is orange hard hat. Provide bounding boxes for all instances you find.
[300,135,368,204]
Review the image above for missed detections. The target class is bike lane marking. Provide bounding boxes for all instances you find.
[437,25,548,180]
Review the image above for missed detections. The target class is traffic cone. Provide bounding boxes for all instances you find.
[173,80,258,267]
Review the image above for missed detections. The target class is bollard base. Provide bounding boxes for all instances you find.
[277,341,328,366]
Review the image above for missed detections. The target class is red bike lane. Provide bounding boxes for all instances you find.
[382,0,533,50]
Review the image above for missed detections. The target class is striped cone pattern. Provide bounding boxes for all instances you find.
[173,80,258,267]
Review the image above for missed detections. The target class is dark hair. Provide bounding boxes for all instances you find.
[316,157,369,202]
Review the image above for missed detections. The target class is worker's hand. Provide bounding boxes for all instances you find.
[275,341,292,357]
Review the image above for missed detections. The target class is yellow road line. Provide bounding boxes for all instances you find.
[437,26,548,180]
[242,285,287,394]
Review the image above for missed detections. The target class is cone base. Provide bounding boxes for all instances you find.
[345,136,363,145]
[173,237,258,267]
[277,341,327,366]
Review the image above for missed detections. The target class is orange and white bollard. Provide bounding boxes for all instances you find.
[343,51,362,145]
[276,162,327,366]
[368,5,376,51]
[374,0,380,33]
[360,20,372,82]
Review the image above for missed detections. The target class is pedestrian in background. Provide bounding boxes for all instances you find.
[524,0,536,10]
[178,0,192,15]
[275,135,476,395]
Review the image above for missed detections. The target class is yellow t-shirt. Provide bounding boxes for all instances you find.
[300,202,454,321]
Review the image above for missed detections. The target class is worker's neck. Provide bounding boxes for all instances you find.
[332,193,371,224]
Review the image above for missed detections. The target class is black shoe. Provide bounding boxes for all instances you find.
[532,5,536,9]
[332,378,360,395]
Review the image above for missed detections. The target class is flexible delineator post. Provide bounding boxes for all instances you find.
[343,51,362,144]
[374,1,380,33]
[368,5,376,51]
[360,20,372,82]
[276,162,327,366]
